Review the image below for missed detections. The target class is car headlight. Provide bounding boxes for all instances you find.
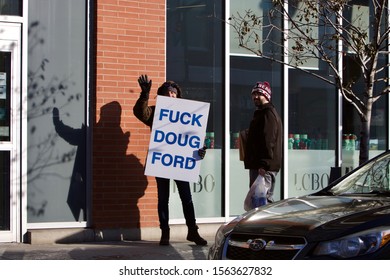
[313,227,390,258]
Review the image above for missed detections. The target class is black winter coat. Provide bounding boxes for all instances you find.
[244,103,282,172]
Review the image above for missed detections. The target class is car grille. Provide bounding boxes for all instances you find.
[223,233,306,260]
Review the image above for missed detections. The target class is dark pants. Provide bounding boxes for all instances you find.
[249,169,277,202]
[155,177,197,231]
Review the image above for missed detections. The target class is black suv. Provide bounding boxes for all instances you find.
[208,151,390,260]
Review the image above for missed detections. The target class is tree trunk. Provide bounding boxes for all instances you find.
[359,99,373,165]
[358,63,375,164]
[359,119,370,165]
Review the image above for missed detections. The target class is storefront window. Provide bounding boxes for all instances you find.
[288,69,336,197]
[288,1,319,69]
[0,0,22,16]
[342,55,388,171]
[230,0,275,56]
[229,57,282,216]
[229,0,283,216]
[27,0,87,223]
[0,52,10,142]
[166,1,224,219]
[341,0,388,170]
[286,0,337,199]
[277,0,337,198]
[0,151,10,230]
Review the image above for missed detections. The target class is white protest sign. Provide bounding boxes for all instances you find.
[145,95,210,182]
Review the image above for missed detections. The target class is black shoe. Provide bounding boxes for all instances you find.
[187,229,207,246]
[160,229,170,246]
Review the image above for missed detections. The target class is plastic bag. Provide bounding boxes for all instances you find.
[244,175,268,211]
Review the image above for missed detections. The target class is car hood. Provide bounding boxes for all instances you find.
[233,195,390,241]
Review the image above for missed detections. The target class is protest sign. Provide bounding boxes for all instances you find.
[145,95,210,182]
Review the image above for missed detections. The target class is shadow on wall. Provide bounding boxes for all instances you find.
[27,20,148,238]
[92,101,148,240]
[52,107,87,221]
[27,20,86,219]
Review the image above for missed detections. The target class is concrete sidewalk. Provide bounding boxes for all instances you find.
[0,237,214,260]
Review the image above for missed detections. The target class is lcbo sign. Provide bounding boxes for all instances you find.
[145,96,210,182]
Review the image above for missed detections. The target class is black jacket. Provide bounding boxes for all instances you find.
[133,95,155,128]
[244,103,282,172]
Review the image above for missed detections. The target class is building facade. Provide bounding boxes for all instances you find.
[0,0,388,243]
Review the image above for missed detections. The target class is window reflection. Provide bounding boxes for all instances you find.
[0,52,10,142]
[167,0,224,218]
[27,0,86,223]
[341,0,387,178]
[0,0,22,16]
[0,151,10,230]
[288,70,336,151]
[229,57,283,215]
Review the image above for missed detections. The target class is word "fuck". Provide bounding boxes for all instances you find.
[159,109,204,127]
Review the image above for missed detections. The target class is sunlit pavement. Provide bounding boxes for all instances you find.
[0,238,214,260]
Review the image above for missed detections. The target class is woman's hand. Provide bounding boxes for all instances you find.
[138,74,152,98]
[198,145,207,159]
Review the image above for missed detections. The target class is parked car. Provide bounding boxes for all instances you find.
[208,151,390,260]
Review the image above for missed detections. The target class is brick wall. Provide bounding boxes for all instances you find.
[92,0,166,230]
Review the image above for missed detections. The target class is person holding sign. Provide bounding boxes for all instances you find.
[133,75,207,246]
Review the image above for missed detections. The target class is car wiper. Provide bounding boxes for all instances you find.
[368,190,390,196]
[315,189,335,196]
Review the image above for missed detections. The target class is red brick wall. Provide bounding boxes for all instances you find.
[92,0,166,229]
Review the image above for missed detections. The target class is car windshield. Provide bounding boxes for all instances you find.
[329,153,390,195]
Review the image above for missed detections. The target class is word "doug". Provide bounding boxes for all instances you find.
[154,130,201,148]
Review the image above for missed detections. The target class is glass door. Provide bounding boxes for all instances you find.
[0,23,21,242]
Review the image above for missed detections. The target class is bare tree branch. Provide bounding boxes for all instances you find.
[229,0,389,164]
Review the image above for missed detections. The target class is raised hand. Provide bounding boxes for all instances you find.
[138,74,152,98]
[52,107,60,126]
